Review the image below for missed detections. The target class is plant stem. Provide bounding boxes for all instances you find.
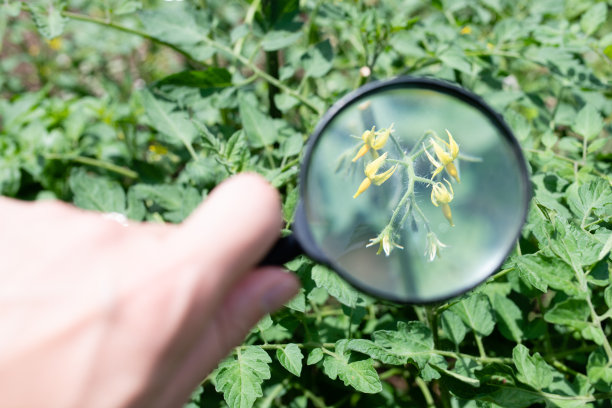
[45,154,138,179]
[474,333,487,358]
[415,377,436,408]
[61,11,323,115]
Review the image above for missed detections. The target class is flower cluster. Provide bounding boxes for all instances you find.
[424,130,460,226]
[347,125,467,260]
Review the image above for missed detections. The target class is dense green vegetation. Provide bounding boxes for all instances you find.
[1,0,611,406]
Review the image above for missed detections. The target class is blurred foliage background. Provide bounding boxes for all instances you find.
[1,0,611,407]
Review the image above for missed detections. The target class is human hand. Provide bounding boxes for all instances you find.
[0,173,299,408]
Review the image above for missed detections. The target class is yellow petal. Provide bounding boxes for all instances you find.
[441,203,454,226]
[361,126,376,144]
[365,152,388,178]
[372,164,397,186]
[352,144,370,162]
[432,139,453,165]
[445,162,460,183]
[353,178,372,198]
[372,123,394,150]
[446,129,460,159]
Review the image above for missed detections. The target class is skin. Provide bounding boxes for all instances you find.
[0,173,300,408]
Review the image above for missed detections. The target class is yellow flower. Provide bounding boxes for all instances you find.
[424,129,460,182]
[351,124,395,162]
[366,226,403,256]
[353,152,398,198]
[431,179,455,226]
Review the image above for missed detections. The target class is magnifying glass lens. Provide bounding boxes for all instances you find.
[302,85,528,303]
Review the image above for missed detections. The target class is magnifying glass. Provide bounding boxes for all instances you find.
[263,76,530,304]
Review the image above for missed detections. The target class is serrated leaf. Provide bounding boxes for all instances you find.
[440,310,467,345]
[322,340,382,393]
[140,90,197,158]
[514,253,582,297]
[276,344,303,376]
[573,104,604,141]
[580,3,607,36]
[449,293,496,336]
[307,348,323,365]
[255,315,273,333]
[238,95,278,148]
[348,321,434,369]
[28,0,66,39]
[311,264,359,307]
[587,348,612,392]
[547,217,603,271]
[512,344,554,389]
[139,6,208,45]
[544,298,590,330]
[566,180,612,226]
[214,346,271,408]
[69,169,125,214]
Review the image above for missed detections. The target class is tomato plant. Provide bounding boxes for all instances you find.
[2,0,611,406]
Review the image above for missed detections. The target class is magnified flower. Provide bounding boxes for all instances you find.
[424,232,447,262]
[353,152,398,198]
[367,226,403,256]
[352,124,395,162]
[424,129,460,182]
[431,179,455,226]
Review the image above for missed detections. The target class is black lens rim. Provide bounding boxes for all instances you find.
[293,76,531,304]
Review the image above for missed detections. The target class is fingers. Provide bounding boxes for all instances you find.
[152,267,299,408]
[168,173,283,296]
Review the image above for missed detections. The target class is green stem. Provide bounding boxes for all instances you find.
[415,377,436,408]
[474,333,487,358]
[45,154,138,179]
[61,11,322,115]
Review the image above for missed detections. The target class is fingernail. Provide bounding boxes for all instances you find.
[261,277,299,313]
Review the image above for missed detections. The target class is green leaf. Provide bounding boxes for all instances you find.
[605,286,612,309]
[0,157,20,196]
[27,0,66,39]
[214,346,271,408]
[311,264,359,307]
[139,6,208,45]
[238,95,278,148]
[580,2,608,36]
[302,40,333,78]
[489,294,524,343]
[439,48,472,74]
[512,344,554,389]
[255,315,273,333]
[587,348,612,392]
[261,30,303,51]
[449,293,496,336]
[573,104,604,141]
[129,184,202,223]
[514,253,582,297]
[285,288,305,312]
[140,90,197,159]
[348,321,434,369]
[276,344,303,377]
[566,180,612,226]
[322,340,382,393]
[547,217,603,271]
[544,298,590,331]
[156,68,232,89]
[307,348,323,365]
[69,169,126,214]
[440,310,467,345]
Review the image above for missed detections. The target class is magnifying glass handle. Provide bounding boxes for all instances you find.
[259,234,304,266]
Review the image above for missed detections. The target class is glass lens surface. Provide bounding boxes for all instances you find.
[303,84,528,302]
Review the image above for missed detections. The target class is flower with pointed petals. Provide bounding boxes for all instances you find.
[431,179,455,226]
[424,232,447,261]
[366,226,403,256]
[353,152,398,198]
[352,124,395,162]
[424,129,460,182]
